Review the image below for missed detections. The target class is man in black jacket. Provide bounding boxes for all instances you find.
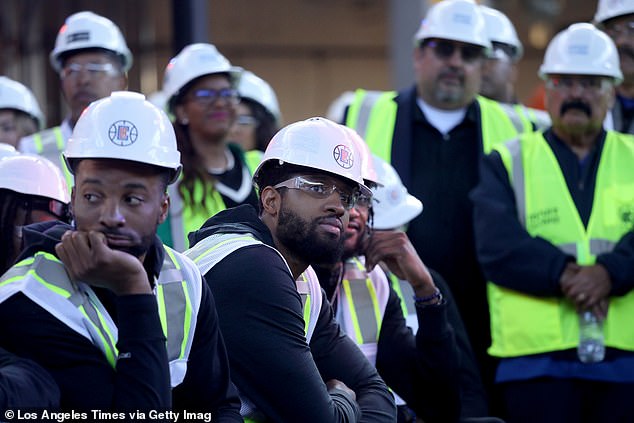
[185,117,396,422]
[0,92,240,419]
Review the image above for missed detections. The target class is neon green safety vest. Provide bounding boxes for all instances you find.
[488,131,634,357]
[345,89,541,161]
[0,247,202,386]
[244,149,264,175]
[158,149,255,252]
[335,257,390,366]
[184,231,323,422]
[388,272,418,332]
[30,126,74,190]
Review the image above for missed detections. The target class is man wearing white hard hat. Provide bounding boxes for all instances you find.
[0,76,45,148]
[0,92,241,417]
[472,23,634,422]
[594,0,634,134]
[19,11,130,189]
[185,117,395,422]
[343,0,541,409]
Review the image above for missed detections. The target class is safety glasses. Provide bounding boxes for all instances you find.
[545,76,612,94]
[274,175,360,210]
[60,62,120,80]
[189,88,239,106]
[25,197,70,223]
[422,39,485,63]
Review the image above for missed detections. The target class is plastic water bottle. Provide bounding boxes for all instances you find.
[577,310,605,363]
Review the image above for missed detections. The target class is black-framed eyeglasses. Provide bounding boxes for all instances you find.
[422,39,485,63]
[274,175,360,210]
[602,21,634,39]
[545,76,612,94]
[189,88,239,106]
[60,62,120,80]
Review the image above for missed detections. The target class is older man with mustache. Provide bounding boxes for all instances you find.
[472,23,634,423]
[594,0,634,134]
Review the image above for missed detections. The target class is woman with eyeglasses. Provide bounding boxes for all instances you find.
[228,70,281,173]
[0,154,70,275]
[159,43,259,251]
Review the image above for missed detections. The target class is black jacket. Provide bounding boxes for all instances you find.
[0,221,241,420]
[188,205,396,422]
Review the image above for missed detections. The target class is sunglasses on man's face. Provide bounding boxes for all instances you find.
[422,39,485,63]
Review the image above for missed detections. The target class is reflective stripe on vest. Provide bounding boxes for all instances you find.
[184,232,323,420]
[334,257,390,366]
[32,126,74,190]
[345,90,535,163]
[388,272,419,333]
[0,249,201,387]
[488,131,634,357]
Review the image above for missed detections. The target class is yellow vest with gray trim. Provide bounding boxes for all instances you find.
[335,257,390,366]
[184,231,323,421]
[30,126,74,190]
[344,89,537,162]
[0,247,202,387]
[488,131,634,357]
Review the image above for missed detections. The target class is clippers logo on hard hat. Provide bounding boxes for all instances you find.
[108,120,138,146]
[333,144,354,169]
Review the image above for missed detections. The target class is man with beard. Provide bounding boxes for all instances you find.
[472,23,634,422]
[0,92,242,419]
[20,11,130,188]
[343,0,539,411]
[185,117,396,422]
[594,0,634,134]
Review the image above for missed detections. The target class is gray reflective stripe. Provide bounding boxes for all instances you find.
[185,233,272,275]
[346,277,379,343]
[355,90,386,139]
[559,243,578,257]
[590,239,616,255]
[167,184,187,252]
[505,138,527,227]
[33,127,65,167]
[161,282,186,361]
[498,103,526,134]
[397,279,416,316]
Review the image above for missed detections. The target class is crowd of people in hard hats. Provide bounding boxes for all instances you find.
[0,0,633,422]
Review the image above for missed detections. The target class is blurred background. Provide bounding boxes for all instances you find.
[0,0,598,126]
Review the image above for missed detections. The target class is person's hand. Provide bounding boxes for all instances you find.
[326,379,356,401]
[365,230,435,296]
[55,230,151,295]
[560,264,611,310]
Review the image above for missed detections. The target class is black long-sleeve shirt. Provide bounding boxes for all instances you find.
[188,205,396,422]
[471,128,634,296]
[0,347,60,411]
[0,221,241,420]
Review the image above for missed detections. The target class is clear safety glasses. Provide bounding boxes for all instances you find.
[274,175,360,210]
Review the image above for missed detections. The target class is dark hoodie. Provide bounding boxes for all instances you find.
[0,221,241,420]
[188,205,396,423]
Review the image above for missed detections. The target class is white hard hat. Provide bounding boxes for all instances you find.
[238,71,281,122]
[0,155,69,203]
[342,126,380,187]
[253,117,371,196]
[594,0,634,24]
[414,0,491,49]
[64,91,182,184]
[0,76,45,129]
[163,43,242,109]
[0,143,20,160]
[539,23,623,83]
[50,11,133,73]
[480,5,523,61]
[371,155,423,230]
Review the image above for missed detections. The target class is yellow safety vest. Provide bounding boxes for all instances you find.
[244,150,264,175]
[488,131,634,357]
[30,126,74,191]
[184,231,323,422]
[344,89,538,161]
[388,272,418,332]
[0,248,202,387]
[335,257,391,366]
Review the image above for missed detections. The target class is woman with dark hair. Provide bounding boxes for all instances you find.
[228,70,281,172]
[158,43,259,251]
[0,154,70,274]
